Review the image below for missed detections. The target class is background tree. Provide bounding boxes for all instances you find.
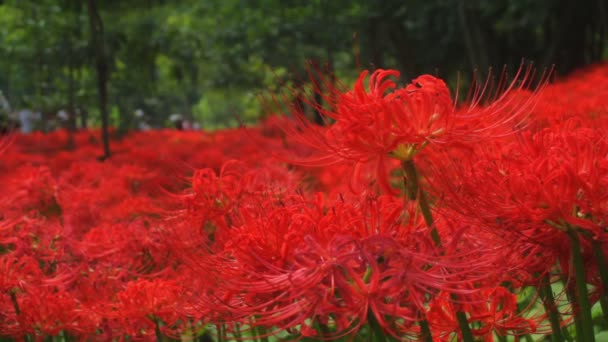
[0,0,606,137]
[87,0,110,159]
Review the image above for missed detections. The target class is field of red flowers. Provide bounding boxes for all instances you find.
[1,63,608,341]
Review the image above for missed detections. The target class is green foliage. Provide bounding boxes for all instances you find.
[0,0,605,130]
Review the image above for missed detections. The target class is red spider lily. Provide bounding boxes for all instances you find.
[0,165,59,218]
[425,117,608,320]
[0,255,42,293]
[532,63,608,126]
[435,118,608,239]
[187,193,494,340]
[184,161,245,220]
[167,158,309,265]
[430,207,565,289]
[7,287,100,339]
[112,279,185,339]
[0,63,607,340]
[278,64,546,195]
[0,132,14,155]
[427,287,541,341]
[0,218,67,265]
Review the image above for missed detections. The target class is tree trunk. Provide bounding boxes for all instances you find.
[388,23,416,80]
[65,0,76,148]
[548,0,589,74]
[457,0,478,70]
[67,0,79,132]
[368,16,384,70]
[87,0,110,159]
[311,60,325,125]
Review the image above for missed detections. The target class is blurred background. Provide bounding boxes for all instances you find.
[0,0,606,133]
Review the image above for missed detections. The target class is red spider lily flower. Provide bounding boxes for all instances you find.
[0,132,14,155]
[432,207,565,289]
[168,159,309,267]
[532,63,608,126]
[279,64,547,195]
[78,220,171,276]
[0,255,42,293]
[190,194,490,340]
[113,279,184,339]
[467,287,540,338]
[0,218,68,265]
[180,161,245,223]
[436,118,608,239]
[427,287,540,341]
[0,218,18,247]
[1,165,60,218]
[9,287,100,339]
[426,118,608,300]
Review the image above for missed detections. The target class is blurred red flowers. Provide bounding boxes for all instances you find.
[0,62,607,340]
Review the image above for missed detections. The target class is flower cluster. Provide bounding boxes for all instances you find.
[1,62,608,341]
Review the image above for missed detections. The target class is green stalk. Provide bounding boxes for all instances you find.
[455,311,474,342]
[515,287,535,342]
[419,318,433,342]
[313,317,332,339]
[567,231,595,342]
[540,274,565,342]
[154,318,164,342]
[9,291,32,342]
[496,333,507,342]
[222,324,229,342]
[401,160,440,246]
[401,160,473,342]
[9,291,20,316]
[591,238,608,323]
[564,281,585,341]
[367,311,387,342]
[256,325,269,342]
[402,160,441,342]
[233,323,242,340]
[218,324,225,342]
[562,327,574,342]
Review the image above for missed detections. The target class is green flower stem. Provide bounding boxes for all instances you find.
[401,159,473,342]
[9,291,32,342]
[401,160,440,246]
[223,324,230,342]
[516,289,536,342]
[567,230,595,342]
[419,318,433,342]
[367,311,387,342]
[455,311,474,342]
[496,333,508,342]
[232,323,242,340]
[214,325,220,342]
[154,318,164,342]
[256,325,269,342]
[540,274,564,342]
[563,327,574,342]
[9,291,20,316]
[564,280,585,342]
[591,238,608,324]
[314,318,332,339]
